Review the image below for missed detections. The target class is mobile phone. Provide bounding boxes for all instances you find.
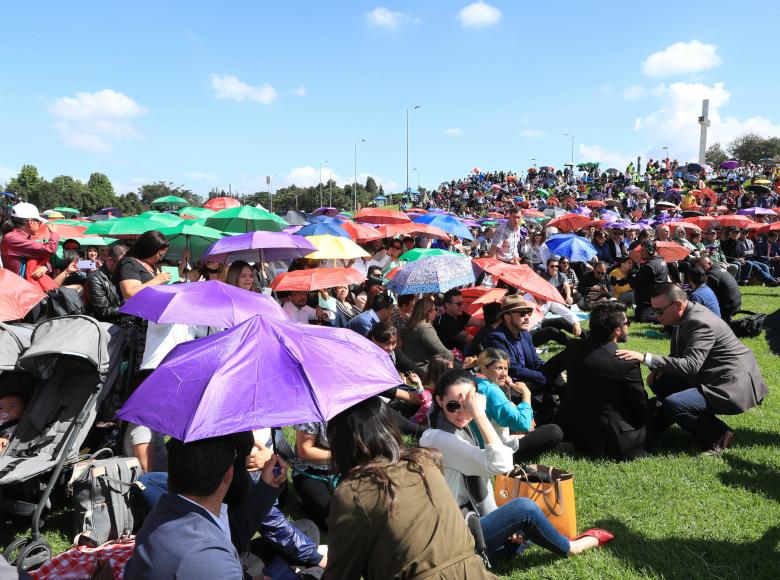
[76,260,96,270]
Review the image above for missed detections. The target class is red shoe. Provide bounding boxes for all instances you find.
[570,528,615,546]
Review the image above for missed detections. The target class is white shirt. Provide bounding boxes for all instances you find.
[141,323,208,370]
[282,301,318,324]
[177,495,231,540]
[523,293,578,329]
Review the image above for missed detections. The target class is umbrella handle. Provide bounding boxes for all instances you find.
[271,426,278,456]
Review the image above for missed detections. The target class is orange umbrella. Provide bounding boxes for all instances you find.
[374,223,449,241]
[692,187,718,205]
[629,241,690,263]
[546,213,592,233]
[583,200,605,208]
[671,221,701,234]
[0,269,46,322]
[48,223,88,237]
[340,221,383,243]
[354,208,411,225]
[270,267,366,291]
[203,197,242,211]
[472,258,565,304]
[407,207,428,214]
[716,215,754,228]
[486,211,504,219]
[461,287,507,317]
[522,209,545,218]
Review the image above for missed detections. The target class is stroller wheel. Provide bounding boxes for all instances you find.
[16,539,52,571]
[3,537,31,565]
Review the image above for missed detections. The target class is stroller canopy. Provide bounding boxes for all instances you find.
[0,322,34,372]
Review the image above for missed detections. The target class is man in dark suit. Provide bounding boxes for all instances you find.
[695,256,741,322]
[543,302,653,460]
[617,283,768,454]
[755,231,780,276]
[125,434,288,579]
[629,240,668,322]
[606,227,629,265]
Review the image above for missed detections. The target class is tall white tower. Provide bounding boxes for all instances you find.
[698,99,710,165]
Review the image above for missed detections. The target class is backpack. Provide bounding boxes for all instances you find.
[66,450,144,546]
[729,310,766,338]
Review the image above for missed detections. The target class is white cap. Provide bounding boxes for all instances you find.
[11,202,47,223]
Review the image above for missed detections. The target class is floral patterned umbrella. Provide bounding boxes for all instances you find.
[386,254,475,295]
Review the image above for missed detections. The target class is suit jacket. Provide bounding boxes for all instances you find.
[755,238,779,260]
[483,324,546,384]
[543,339,651,460]
[648,302,768,414]
[125,492,246,579]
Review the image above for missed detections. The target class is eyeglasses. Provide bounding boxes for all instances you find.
[445,401,463,413]
[548,264,559,269]
[622,319,631,327]
[652,301,677,316]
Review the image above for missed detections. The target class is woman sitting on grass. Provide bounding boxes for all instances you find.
[323,397,496,579]
[420,370,614,566]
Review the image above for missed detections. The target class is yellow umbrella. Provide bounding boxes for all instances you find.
[753,179,771,185]
[304,235,370,260]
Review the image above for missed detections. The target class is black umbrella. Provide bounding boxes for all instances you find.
[687,163,703,172]
[749,184,771,194]
[283,210,309,225]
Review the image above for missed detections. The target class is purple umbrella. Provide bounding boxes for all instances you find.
[313,207,340,217]
[117,315,402,441]
[720,160,740,170]
[202,231,317,263]
[118,280,286,326]
[737,207,775,216]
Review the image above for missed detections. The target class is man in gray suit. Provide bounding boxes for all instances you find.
[616,283,768,454]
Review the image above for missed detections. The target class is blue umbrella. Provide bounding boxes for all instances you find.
[544,234,597,262]
[387,255,475,295]
[295,222,351,238]
[309,215,345,224]
[412,214,474,240]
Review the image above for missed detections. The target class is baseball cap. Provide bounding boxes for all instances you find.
[11,202,47,223]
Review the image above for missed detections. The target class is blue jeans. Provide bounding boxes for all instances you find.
[747,260,774,282]
[137,472,169,511]
[480,498,570,562]
[652,377,730,446]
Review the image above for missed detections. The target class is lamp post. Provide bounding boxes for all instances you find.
[563,133,574,165]
[354,139,366,211]
[266,175,272,212]
[406,105,421,194]
[318,161,328,209]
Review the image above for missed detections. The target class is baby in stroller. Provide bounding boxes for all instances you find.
[0,393,26,454]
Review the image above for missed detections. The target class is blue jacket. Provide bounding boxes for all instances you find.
[475,376,533,432]
[346,308,379,336]
[482,324,546,384]
[258,505,323,566]
[690,285,721,318]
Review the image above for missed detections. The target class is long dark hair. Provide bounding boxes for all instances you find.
[405,296,435,332]
[224,260,253,289]
[429,369,477,429]
[327,397,442,518]
[423,352,454,388]
[126,230,169,260]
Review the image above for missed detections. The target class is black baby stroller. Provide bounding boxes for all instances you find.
[0,315,125,570]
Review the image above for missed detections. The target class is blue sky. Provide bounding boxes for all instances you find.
[2,1,778,197]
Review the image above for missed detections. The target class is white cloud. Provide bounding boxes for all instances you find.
[365,7,409,30]
[622,85,646,100]
[445,127,462,136]
[578,144,632,170]
[184,172,219,182]
[634,81,780,160]
[286,166,344,188]
[292,86,307,97]
[641,40,721,77]
[522,129,544,137]
[459,2,501,28]
[0,166,16,184]
[210,74,277,104]
[113,176,152,196]
[49,89,148,153]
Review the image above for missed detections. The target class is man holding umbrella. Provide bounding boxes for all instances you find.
[488,207,523,264]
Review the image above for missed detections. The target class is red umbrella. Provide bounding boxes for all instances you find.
[546,213,592,233]
[671,221,701,234]
[716,215,754,228]
[765,221,780,231]
[583,200,605,209]
[48,223,88,237]
[461,287,507,316]
[270,267,366,291]
[588,219,610,229]
[375,223,449,240]
[486,211,504,219]
[522,209,545,218]
[340,221,383,243]
[203,197,242,211]
[472,258,565,304]
[692,187,718,205]
[629,241,690,263]
[0,269,46,322]
[407,207,428,214]
[354,208,411,225]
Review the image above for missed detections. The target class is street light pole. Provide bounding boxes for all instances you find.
[319,161,328,208]
[354,139,366,211]
[328,170,333,207]
[266,175,272,212]
[406,105,420,194]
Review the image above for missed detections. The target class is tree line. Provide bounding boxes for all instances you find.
[705,133,780,167]
[2,165,401,216]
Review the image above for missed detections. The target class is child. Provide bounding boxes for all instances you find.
[0,393,26,454]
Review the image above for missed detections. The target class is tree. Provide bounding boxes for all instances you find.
[365,176,378,194]
[728,133,780,164]
[83,172,117,214]
[115,192,144,216]
[705,143,728,167]
[5,164,42,200]
[138,181,194,209]
[50,175,87,211]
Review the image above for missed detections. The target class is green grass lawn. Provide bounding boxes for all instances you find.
[2,287,778,578]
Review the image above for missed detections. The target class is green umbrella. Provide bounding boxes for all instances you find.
[157,222,226,263]
[480,220,498,226]
[151,195,188,207]
[52,206,81,216]
[50,218,93,226]
[178,206,215,218]
[205,206,288,233]
[84,217,159,238]
[399,248,462,262]
[138,211,183,226]
[535,188,550,198]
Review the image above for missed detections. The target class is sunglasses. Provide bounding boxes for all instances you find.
[445,401,463,413]
[652,301,677,316]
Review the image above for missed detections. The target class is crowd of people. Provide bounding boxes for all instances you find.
[0,159,777,578]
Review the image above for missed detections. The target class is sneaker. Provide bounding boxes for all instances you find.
[703,430,734,455]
